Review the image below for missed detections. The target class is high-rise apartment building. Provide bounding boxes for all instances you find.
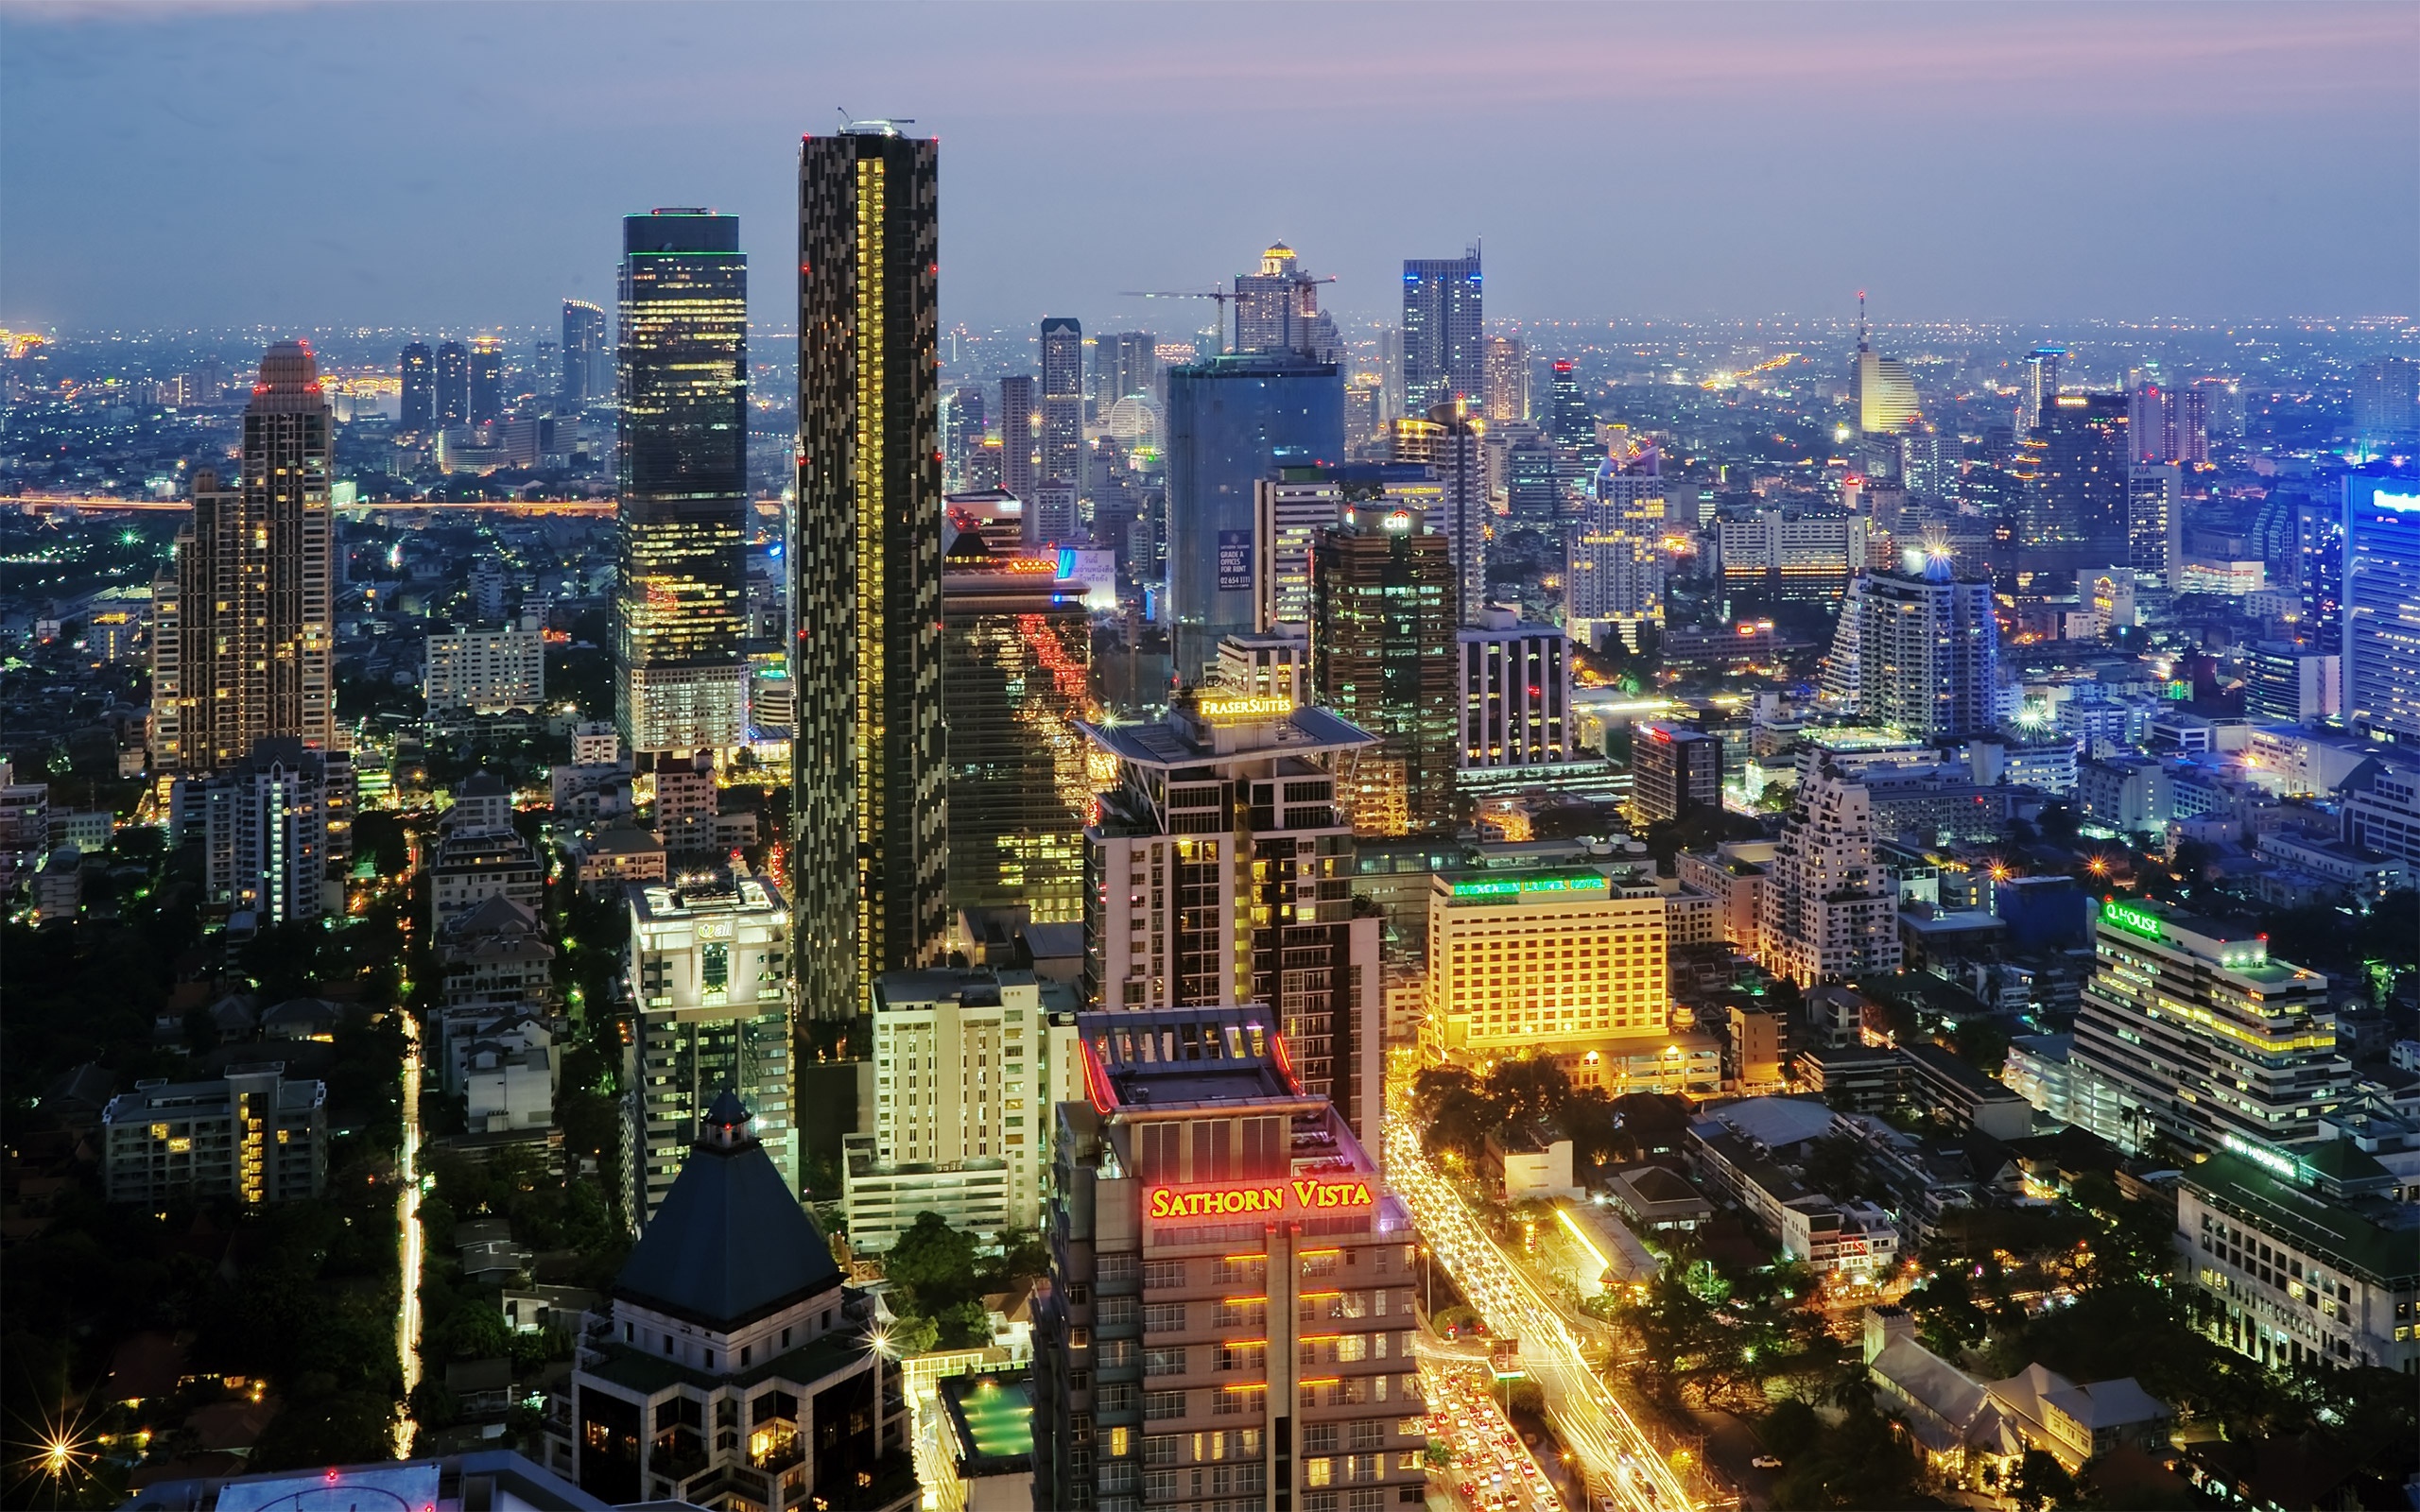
[424,619,546,714]
[1164,352,1343,679]
[1717,508,1869,606]
[1041,316,1085,499]
[1095,331,1160,409]
[470,335,506,424]
[153,342,336,774]
[1079,696,1384,1143]
[2342,472,2420,744]
[400,341,435,432]
[2351,358,2418,454]
[794,125,948,1024]
[2067,898,2342,1157]
[1312,507,1460,837]
[1252,464,1441,635]
[624,871,794,1226]
[1401,245,1483,413]
[560,299,608,405]
[1032,1005,1425,1512]
[197,737,342,926]
[1483,333,1529,422]
[999,372,1038,501]
[1838,551,2001,741]
[942,385,986,493]
[1759,766,1902,986]
[436,339,471,427]
[942,550,1097,925]
[1233,243,1342,361]
[1565,444,1671,654]
[614,209,749,758]
[843,967,1070,1250]
[1455,605,1571,770]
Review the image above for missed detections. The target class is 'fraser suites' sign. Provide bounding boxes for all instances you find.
[1148,1177,1376,1221]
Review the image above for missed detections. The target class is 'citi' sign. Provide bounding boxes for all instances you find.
[1148,1177,1376,1221]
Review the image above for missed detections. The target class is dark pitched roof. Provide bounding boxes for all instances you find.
[613,1093,841,1331]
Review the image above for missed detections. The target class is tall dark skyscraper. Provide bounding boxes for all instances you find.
[469,336,505,425]
[2016,392,2130,571]
[435,339,471,427]
[1038,317,1083,498]
[154,342,336,773]
[1164,352,1343,678]
[614,209,749,758]
[998,372,1036,500]
[794,123,947,1025]
[1313,504,1461,835]
[560,300,607,405]
[399,341,434,433]
[1402,244,1484,414]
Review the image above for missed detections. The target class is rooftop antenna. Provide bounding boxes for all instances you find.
[1858,289,1868,352]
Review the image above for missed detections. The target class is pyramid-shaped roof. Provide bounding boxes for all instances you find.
[613,1092,841,1332]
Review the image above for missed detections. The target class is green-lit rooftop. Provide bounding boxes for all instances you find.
[940,1370,1035,1473]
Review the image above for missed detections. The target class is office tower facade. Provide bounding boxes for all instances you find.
[2342,473,2420,743]
[1455,605,1571,769]
[1856,346,1922,437]
[560,299,607,405]
[794,126,948,1024]
[2351,358,2418,454]
[1759,766,1902,986]
[470,335,506,424]
[999,373,1037,500]
[844,967,1065,1250]
[1164,352,1344,679]
[1547,356,1593,447]
[436,338,471,426]
[2067,898,2342,1157]
[614,209,749,758]
[2022,346,2065,432]
[153,342,336,774]
[942,553,1096,924]
[1842,551,2000,741]
[1717,508,1869,606]
[1484,333,1529,422]
[1032,1005,1425,1512]
[1422,865,1671,1061]
[1313,507,1460,837]
[1095,331,1160,409]
[2016,392,2130,570]
[942,385,986,492]
[1041,317,1085,498]
[1079,699,1385,1143]
[1401,245,1483,413]
[1566,444,1670,653]
[1232,242,1341,361]
[624,871,795,1226]
[2127,464,2183,590]
[1253,464,1441,635]
[400,341,435,431]
[1631,722,1720,823]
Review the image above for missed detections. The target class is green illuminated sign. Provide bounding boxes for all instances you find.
[1449,872,1610,900]
[2099,900,2166,942]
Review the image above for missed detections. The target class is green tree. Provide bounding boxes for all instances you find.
[2008,1448,2074,1512]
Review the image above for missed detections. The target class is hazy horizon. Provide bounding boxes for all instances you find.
[5,2,2415,337]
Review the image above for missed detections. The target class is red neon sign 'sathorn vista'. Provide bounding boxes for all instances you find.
[1146,1177,1376,1222]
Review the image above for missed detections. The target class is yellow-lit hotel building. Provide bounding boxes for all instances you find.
[1422,864,1720,1095]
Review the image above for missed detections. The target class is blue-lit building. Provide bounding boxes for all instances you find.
[1402,246,1484,414]
[1164,352,1342,679]
[2342,471,2420,744]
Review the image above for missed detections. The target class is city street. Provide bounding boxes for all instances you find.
[1386,1090,1698,1512]
[395,1008,424,1457]
[1424,1357,1566,1512]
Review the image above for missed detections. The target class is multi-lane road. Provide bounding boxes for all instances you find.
[1387,1097,1697,1512]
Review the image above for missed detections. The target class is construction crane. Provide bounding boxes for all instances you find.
[1118,288,1239,352]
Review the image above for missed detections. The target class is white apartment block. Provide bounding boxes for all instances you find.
[425,618,546,714]
[1759,768,1902,986]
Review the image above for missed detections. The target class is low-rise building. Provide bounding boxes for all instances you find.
[101,1062,326,1205]
[570,827,666,895]
[430,823,544,929]
[1601,1164,1713,1233]
[1899,1041,2035,1140]
[2001,1033,2076,1125]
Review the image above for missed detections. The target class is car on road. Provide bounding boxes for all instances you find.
[1751,1454,1784,1469]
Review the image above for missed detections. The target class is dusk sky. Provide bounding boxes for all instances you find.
[3,2,2414,336]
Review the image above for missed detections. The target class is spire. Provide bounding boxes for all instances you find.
[1857,290,1868,353]
[700,1087,755,1151]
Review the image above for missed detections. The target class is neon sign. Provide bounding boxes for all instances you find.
[1147,1177,1375,1222]
[2098,899,2165,943]
[2222,1133,2301,1182]
[1449,872,1610,899]
[1198,696,1294,722]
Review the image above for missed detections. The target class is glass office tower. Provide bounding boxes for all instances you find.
[794,124,947,1024]
[1164,352,1343,679]
[2343,472,2420,743]
[614,209,749,759]
[1401,245,1484,414]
